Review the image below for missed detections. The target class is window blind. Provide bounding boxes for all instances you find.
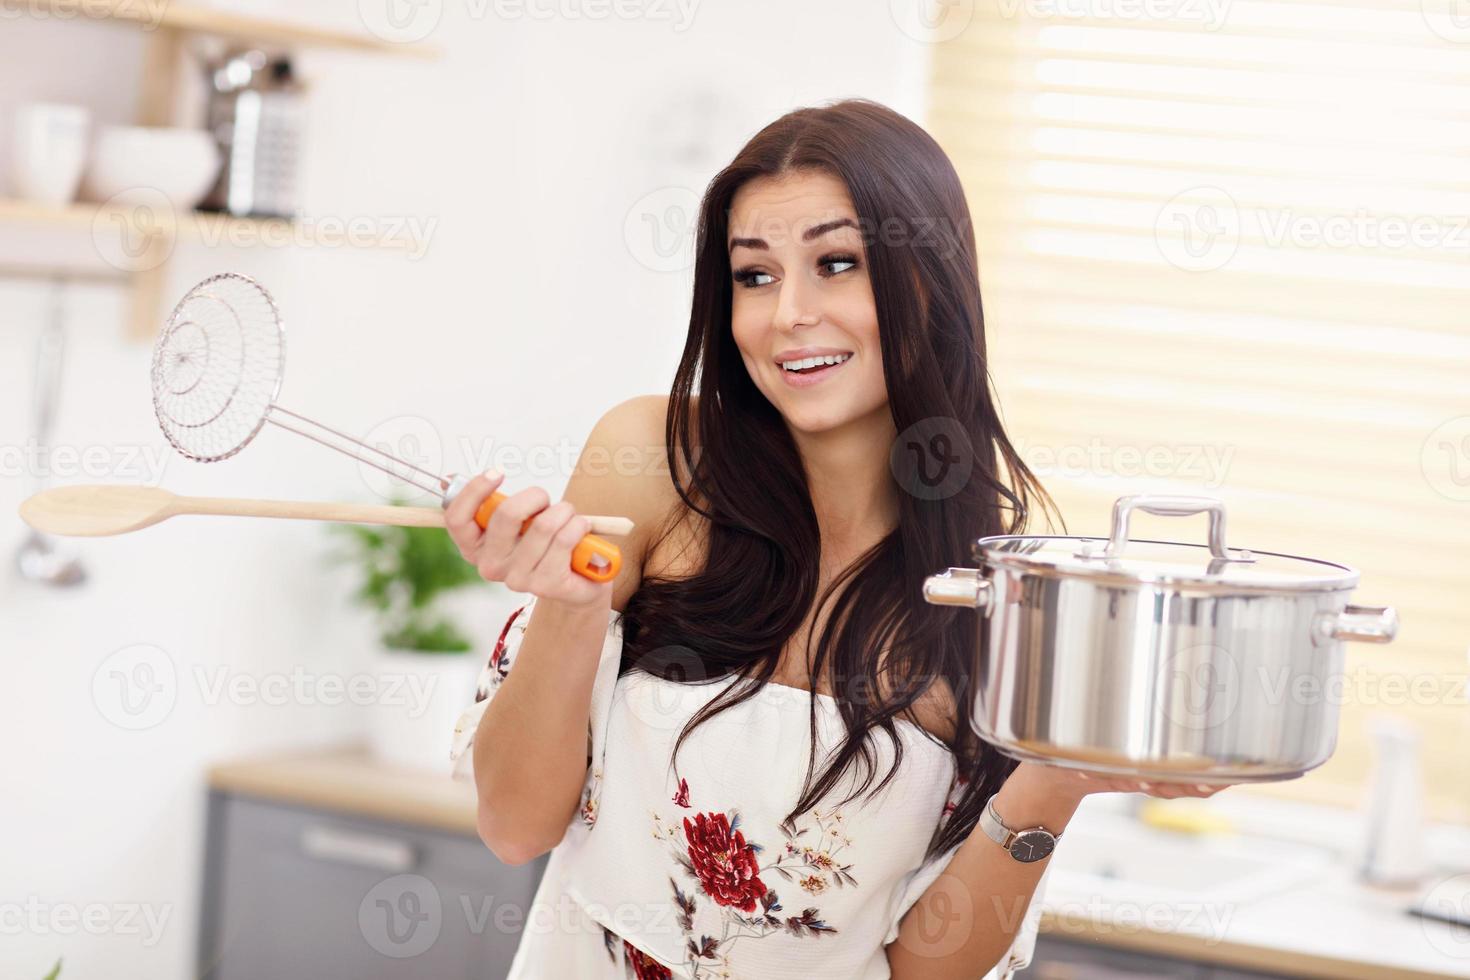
[928,0,1470,819]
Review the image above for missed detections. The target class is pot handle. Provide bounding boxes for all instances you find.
[1313,604,1399,644]
[923,567,994,615]
[1076,494,1256,563]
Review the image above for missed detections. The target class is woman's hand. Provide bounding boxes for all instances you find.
[443,470,613,610]
[988,761,1236,844]
[1007,760,1233,805]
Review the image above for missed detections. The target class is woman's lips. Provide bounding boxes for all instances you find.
[778,355,851,388]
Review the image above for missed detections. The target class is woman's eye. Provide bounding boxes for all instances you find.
[733,268,774,288]
[732,255,857,289]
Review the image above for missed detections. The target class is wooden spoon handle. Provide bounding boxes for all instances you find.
[176,495,635,537]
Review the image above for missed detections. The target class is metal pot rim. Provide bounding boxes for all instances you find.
[972,534,1362,595]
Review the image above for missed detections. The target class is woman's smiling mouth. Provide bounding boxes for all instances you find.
[776,350,853,388]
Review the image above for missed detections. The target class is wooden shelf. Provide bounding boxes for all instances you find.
[10,0,440,58]
[2,1,436,342]
[0,197,419,338]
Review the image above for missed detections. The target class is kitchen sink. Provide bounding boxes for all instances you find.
[1049,810,1337,907]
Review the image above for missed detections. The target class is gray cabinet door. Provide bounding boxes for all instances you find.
[1025,935,1211,979]
[199,792,546,980]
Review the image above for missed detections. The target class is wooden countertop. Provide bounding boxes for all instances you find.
[206,742,478,836]
[1036,908,1456,980]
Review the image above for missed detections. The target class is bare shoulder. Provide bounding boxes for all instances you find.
[876,646,958,740]
[906,678,959,744]
[560,394,698,613]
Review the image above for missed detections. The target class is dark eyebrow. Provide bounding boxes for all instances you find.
[729,217,859,252]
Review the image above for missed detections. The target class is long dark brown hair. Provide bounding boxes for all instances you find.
[620,97,1063,858]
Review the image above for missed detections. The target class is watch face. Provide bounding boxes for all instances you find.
[1009,830,1056,863]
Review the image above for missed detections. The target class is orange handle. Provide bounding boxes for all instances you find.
[473,491,621,584]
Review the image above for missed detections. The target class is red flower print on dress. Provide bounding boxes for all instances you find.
[622,939,673,980]
[477,601,532,700]
[651,780,841,977]
[683,811,769,913]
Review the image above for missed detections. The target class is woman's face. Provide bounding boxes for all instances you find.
[728,169,887,435]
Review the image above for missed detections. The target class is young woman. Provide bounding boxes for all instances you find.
[447,98,1235,979]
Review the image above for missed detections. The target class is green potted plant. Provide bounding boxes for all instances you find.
[327,497,501,772]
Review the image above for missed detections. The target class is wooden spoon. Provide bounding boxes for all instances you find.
[19,485,634,541]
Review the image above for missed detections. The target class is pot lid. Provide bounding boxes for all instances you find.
[973,495,1359,593]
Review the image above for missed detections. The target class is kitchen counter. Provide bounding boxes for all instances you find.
[1041,791,1470,980]
[205,746,1470,978]
[205,741,478,835]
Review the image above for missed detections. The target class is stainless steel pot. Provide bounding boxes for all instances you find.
[923,494,1398,783]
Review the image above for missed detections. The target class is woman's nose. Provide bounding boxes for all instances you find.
[773,278,820,333]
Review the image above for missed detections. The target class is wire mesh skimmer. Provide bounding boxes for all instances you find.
[149,272,620,581]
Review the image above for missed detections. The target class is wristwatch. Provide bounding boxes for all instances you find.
[979,792,1062,863]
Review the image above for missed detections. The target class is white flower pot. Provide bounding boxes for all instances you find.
[365,644,483,774]
[359,589,523,774]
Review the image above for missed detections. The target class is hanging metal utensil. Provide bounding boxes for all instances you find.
[148,272,623,583]
[15,276,86,587]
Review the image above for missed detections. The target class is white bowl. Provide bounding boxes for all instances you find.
[83,126,222,212]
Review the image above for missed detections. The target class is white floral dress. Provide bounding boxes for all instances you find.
[450,597,1051,979]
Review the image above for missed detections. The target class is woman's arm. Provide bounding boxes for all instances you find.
[470,395,672,865]
[472,596,614,864]
[887,764,1227,978]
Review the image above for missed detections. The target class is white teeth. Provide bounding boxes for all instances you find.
[781,353,851,372]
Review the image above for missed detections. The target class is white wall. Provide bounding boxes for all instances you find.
[0,2,932,976]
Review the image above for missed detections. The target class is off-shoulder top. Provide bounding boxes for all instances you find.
[450,597,1050,979]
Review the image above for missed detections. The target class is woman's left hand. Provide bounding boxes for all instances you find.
[1012,760,1231,802]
